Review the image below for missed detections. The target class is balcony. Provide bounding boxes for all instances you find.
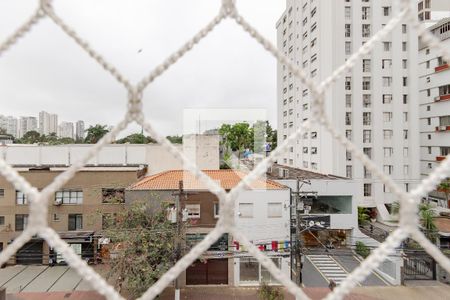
[435,64,449,73]
[435,94,450,102]
[436,156,446,162]
[435,125,450,132]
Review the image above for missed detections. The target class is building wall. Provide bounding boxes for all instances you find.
[276,0,420,219]
[1,135,220,173]
[0,169,139,254]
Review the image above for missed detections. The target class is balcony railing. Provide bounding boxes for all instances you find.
[435,94,450,102]
[435,125,450,132]
[435,64,449,73]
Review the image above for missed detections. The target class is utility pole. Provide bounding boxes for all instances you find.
[174,180,183,300]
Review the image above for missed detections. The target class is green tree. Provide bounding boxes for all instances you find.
[17,130,42,144]
[358,207,370,226]
[116,133,156,144]
[166,135,183,144]
[219,122,252,160]
[419,203,437,242]
[85,124,109,144]
[104,200,183,298]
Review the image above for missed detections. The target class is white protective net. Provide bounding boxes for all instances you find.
[0,0,450,299]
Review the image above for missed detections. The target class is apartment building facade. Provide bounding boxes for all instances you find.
[418,0,450,27]
[0,166,143,265]
[75,120,85,141]
[18,116,38,138]
[38,111,58,136]
[276,0,420,219]
[58,121,74,139]
[0,116,18,138]
[418,18,450,207]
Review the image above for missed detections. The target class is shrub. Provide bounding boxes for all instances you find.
[355,241,370,258]
[257,282,284,300]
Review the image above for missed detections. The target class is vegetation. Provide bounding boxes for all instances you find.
[257,282,284,300]
[355,241,370,258]
[419,203,437,242]
[116,133,156,144]
[219,121,277,161]
[15,131,75,145]
[438,181,450,208]
[358,207,370,226]
[166,135,183,144]
[84,124,109,144]
[104,200,184,298]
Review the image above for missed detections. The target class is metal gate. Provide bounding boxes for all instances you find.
[404,254,436,280]
[186,259,228,285]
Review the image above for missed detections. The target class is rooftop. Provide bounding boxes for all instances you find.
[128,169,287,191]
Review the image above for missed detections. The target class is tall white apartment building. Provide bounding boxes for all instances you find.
[0,115,18,137]
[75,120,85,141]
[418,18,450,207]
[418,0,450,27]
[58,121,74,139]
[39,111,58,135]
[18,116,38,138]
[276,0,420,219]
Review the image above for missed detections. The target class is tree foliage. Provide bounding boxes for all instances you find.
[15,130,75,145]
[166,135,183,144]
[104,200,183,298]
[84,124,109,144]
[116,133,156,144]
[357,207,370,226]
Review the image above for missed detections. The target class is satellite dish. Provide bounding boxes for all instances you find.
[309,220,315,227]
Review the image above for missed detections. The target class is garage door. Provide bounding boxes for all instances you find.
[16,241,43,265]
[186,259,228,285]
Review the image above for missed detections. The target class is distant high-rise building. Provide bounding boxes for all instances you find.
[58,122,74,139]
[75,120,85,141]
[0,115,18,137]
[18,116,38,138]
[418,0,450,27]
[39,111,58,135]
[276,0,420,220]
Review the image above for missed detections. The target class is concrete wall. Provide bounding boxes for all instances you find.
[0,134,220,174]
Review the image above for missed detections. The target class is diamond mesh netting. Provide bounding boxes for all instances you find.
[0,0,450,299]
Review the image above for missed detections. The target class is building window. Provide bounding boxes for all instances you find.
[53,213,60,222]
[384,165,394,175]
[345,42,352,55]
[403,77,408,87]
[364,167,372,179]
[382,59,392,69]
[185,204,201,219]
[68,214,83,231]
[101,188,125,203]
[0,189,4,197]
[363,130,371,143]
[383,112,393,123]
[362,24,371,37]
[403,94,408,104]
[363,184,372,197]
[362,7,370,20]
[311,132,317,139]
[383,77,392,87]
[0,216,4,226]
[55,190,83,205]
[383,130,393,140]
[268,203,282,218]
[15,214,28,231]
[346,130,352,141]
[346,94,352,108]
[346,151,352,161]
[363,112,371,125]
[363,147,372,159]
[403,130,408,140]
[383,6,391,16]
[383,41,391,51]
[403,165,409,175]
[345,77,351,90]
[239,258,281,284]
[345,6,351,20]
[402,59,408,69]
[403,112,408,122]
[345,24,351,37]
[402,42,407,51]
[346,165,352,178]
[362,77,371,90]
[345,112,352,125]
[383,94,392,104]
[16,191,28,205]
[239,203,253,218]
[311,147,317,154]
[384,147,393,158]
[214,203,220,218]
[404,147,409,158]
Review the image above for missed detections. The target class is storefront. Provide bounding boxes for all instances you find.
[238,256,283,285]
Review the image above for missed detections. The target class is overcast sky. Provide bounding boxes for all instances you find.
[0,0,285,136]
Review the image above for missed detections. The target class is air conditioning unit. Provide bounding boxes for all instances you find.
[439,126,447,131]
[54,198,62,206]
[435,96,441,101]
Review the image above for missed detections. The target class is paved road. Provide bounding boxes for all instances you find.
[333,255,388,286]
[307,255,349,285]
[0,265,94,293]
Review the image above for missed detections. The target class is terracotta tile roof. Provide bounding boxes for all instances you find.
[435,217,450,234]
[128,170,287,190]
